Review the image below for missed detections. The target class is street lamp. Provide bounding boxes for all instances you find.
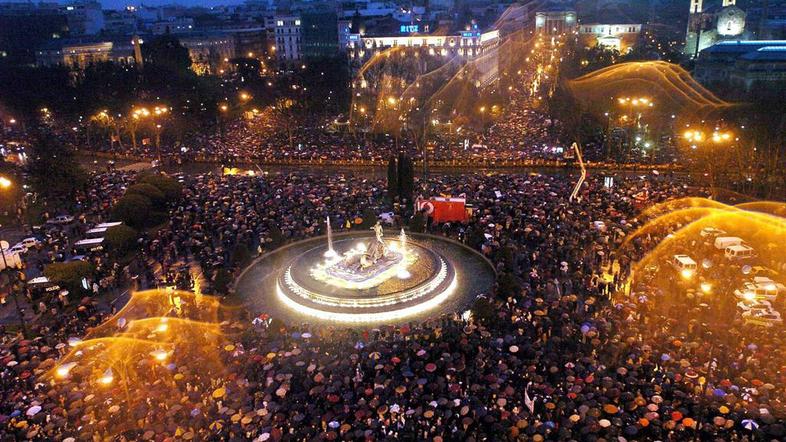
[239,92,251,101]
[0,176,10,189]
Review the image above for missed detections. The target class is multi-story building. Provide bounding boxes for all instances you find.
[36,33,234,74]
[338,19,352,53]
[0,2,69,64]
[348,29,499,62]
[694,40,786,93]
[36,38,136,69]
[684,0,749,58]
[578,22,642,52]
[151,18,195,35]
[179,33,235,74]
[274,15,302,63]
[348,28,500,85]
[534,7,577,35]
[103,9,138,35]
[63,0,104,36]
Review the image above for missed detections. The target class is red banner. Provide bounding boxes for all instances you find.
[417,197,468,223]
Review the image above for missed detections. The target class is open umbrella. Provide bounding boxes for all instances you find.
[741,419,759,431]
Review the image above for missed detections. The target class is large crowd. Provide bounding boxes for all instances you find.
[1,167,785,440]
[79,97,576,166]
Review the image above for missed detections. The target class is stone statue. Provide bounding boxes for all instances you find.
[359,222,388,269]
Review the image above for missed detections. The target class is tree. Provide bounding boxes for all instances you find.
[387,156,398,203]
[397,153,414,209]
[104,225,139,256]
[138,173,183,203]
[112,194,153,229]
[126,183,166,208]
[272,98,297,150]
[44,261,95,294]
[141,34,192,76]
[26,129,87,205]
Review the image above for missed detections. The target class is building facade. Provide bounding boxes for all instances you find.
[684,0,749,58]
[347,29,500,64]
[36,33,234,74]
[578,23,642,52]
[695,40,786,92]
[274,15,301,63]
[534,8,577,35]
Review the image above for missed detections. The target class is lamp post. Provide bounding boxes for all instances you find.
[682,127,734,194]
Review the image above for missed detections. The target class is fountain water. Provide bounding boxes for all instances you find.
[324,217,338,258]
[397,229,411,279]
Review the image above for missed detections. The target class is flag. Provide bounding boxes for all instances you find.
[524,382,535,414]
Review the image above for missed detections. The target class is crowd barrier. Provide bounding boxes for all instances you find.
[79,150,682,172]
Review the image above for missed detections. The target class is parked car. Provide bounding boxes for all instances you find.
[47,215,75,225]
[714,236,743,250]
[669,254,697,279]
[19,237,41,249]
[742,308,783,327]
[734,277,786,302]
[750,266,779,278]
[8,243,27,255]
[725,244,756,261]
[700,227,726,238]
[736,299,773,313]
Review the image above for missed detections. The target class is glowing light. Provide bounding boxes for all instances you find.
[700,282,712,294]
[0,176,11,189]
[55,362,77,379]
[681,269,694,280]
[98,368,114,385]
[150,349,169,361]
[155,319,169,333]
[67,337,82,347]
[743,291,756,301]
[276,270,458,323]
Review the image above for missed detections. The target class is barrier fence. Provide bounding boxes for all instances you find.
[80,150,683,172]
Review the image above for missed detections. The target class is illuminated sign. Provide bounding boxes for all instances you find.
[349,34,360,41]
[400,25,419,33]
[461,31,479,38]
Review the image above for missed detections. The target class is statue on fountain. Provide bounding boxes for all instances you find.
[357,222,388,269]
[317,220,410,288]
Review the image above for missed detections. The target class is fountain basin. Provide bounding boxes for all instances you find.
[234,231,496,325]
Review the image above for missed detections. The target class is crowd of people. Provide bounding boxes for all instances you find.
[1,165,785,440]
[76,97,577,166]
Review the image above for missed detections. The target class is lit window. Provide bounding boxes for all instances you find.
[277,20,284,26]
[295,19,301,26]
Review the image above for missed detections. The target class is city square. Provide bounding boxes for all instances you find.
[1,0,786,440]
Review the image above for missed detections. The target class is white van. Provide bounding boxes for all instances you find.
[74,237,104,252]
[670,254,697,278]
[725,244,756,261]
[714,236,743,250]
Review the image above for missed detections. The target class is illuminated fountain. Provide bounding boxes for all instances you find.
[324,217,338,258]
[236,219,495,324]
